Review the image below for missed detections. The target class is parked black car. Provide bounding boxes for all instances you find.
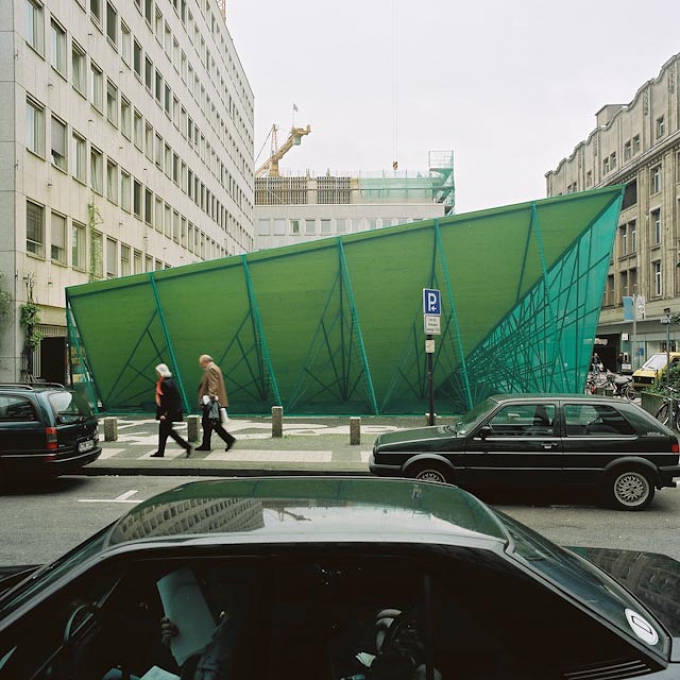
[2,476,680,680]
[0,383,100,482]
[370,394,680,510]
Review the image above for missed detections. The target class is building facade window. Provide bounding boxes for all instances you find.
[120,169,131,211]
[72,42,86,95]
[106,160,118,203]
[26,200,44,257]
[656,116,665,139]
[106,80,118,126]
[144,188,153,225]
[651,165,662,194]
[624,140,632,161]
[305,219,315,234]
[25,0,44,54]
[629,220,637,253]
[133,39,142,77]
[651,208,662,244]
[620,224,627,256]
[133,179,142,218]
[26,97,45,156]
[120,21,130,62]
[133,109,143,149]
[72,131,86,183]
[90,147,103,193]
[50,19,67,75]
[72,221,86,270]
[50,115,67,171]
[106,1,117,44]
[633,134,641,154]
[654,261,662,296]
[106,237,117,278]
[90,0,102,24]
[51,212,66,264]
[120,243,131,276]
[89,62,103,111]
[257,219,270,235]
[290,219,300,235]
[120,96,131,138]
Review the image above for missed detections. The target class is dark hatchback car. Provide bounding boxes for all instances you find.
[0,383,100,482]
[370,394,680,510]
[2,477,680,680]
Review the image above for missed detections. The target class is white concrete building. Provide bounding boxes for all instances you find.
[254,152,455,250]
[545,53,680,372]
[0,0,254,383]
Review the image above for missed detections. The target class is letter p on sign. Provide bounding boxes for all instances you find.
[423,288,441,316]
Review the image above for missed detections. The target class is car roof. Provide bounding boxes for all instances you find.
[489,393,636,405]
[105,477,509,549]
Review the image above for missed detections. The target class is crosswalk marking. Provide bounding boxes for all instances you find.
[206,450,333,462]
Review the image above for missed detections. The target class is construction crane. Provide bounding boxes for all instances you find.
[255,124,311,177]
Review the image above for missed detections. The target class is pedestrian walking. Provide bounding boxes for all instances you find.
[196,354,236,452]
[151,364,193,458]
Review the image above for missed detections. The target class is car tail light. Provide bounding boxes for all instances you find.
[672,442,679,454]
[46,427,58,450]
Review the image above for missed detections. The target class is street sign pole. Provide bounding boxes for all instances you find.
[423,289,441,427]
[427,341,435,426]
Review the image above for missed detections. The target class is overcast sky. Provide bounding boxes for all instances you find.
[228,1,680,214]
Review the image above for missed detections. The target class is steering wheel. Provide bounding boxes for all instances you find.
[63,602,104,680]
[379,608,419,653]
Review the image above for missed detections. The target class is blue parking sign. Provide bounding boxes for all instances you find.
[423,289,441,315]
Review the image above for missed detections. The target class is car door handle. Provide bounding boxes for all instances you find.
[542,442,559,450]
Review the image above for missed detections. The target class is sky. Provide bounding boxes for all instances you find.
[228,1,680,214]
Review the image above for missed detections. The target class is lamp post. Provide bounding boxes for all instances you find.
[662,307,672,387]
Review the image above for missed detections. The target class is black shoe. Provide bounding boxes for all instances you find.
[195,446,211,451]
[226,438,236,451]
[185,445,193,459]
[150,452,164,458]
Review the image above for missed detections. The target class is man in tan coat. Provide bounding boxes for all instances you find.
[196,354,236,451]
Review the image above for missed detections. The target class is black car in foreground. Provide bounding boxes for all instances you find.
[0,383,100,482]
[1,477,680,680]
[370,394,680,510]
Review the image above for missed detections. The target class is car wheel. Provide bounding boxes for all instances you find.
[409,462,451,484]
[609,469,655,510]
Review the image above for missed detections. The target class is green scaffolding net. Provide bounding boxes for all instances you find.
[66,187,623,416]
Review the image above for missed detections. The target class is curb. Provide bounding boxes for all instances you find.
[77,461,371,478]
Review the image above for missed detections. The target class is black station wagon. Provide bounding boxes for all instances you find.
[0,383,100,482]
[370,394,680,510]
[2,477,680,680]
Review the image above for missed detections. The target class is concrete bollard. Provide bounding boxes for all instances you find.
[187,415,200,442]
[102,416,118,441]
[349,417,361,445]
[272,405,283,438]
[425,413,438,426]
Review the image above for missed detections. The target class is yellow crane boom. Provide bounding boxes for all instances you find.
[255,124,311,177]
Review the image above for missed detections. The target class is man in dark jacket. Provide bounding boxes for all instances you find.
[196,354,236,452]
[152,363,193,458]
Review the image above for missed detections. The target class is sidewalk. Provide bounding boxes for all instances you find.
[82,415,432,477]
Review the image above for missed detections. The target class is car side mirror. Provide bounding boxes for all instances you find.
[479,425,492,440]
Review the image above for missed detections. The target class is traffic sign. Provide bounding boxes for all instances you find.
[423,288,441,316]
[424,315,441,336]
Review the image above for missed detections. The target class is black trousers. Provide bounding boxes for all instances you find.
[157,419,190,455]
[201,409,235,449]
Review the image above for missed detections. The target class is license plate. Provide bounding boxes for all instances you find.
[79,440,95,453]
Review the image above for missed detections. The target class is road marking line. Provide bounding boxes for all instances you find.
[78,499,140,504]
[116,490,139,501]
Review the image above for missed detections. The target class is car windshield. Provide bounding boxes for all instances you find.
[48,391,93,423]
[640,354,668,371]
[494,509,670,655]
[449,397,497,435]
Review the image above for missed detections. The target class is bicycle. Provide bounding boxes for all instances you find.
[655,385,680,429]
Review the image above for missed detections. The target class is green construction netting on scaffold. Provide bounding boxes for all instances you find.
[66,186,623,416]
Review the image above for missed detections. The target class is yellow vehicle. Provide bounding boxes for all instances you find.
[632,352,680,390]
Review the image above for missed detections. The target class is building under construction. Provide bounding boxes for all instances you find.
[255,151,455,250]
